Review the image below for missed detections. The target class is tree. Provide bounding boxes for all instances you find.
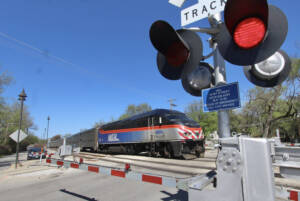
[238,58,300,138]
[119,103,152,120]
[93,120,107,128]
[51,134,62,141]
[1,102,35,145]
[0,71,13,144]
[19,134,39,151]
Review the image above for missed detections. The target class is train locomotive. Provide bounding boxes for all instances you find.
[49,109,205,158]
[99,109,205,158]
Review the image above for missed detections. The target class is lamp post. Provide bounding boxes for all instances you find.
[15,89,27,168]
[46,116,50,149]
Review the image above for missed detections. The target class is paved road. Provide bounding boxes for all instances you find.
[0,168,188,201]
[0,152,27,170]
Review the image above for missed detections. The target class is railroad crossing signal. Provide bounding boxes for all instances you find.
[149,20,214,96]
[216,0,288,66]
[216,0,291,87]
[149,0,291,96]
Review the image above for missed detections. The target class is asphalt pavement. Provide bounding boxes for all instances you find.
[0,152,27,170]
[0,167,187,201]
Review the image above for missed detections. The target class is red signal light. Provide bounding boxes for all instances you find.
[125,163,131,171]
[233,17,266,49]
[166,42,190,67]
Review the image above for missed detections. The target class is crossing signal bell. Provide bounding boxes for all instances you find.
[149,20,214,96]
[216,0,291,87]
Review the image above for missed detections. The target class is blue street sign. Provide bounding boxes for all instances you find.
[202,82,241,112]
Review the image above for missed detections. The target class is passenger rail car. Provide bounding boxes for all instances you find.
[66,128,98,152]
[49,128,98,152]
[48,138,63,148]
[99,109,205,158]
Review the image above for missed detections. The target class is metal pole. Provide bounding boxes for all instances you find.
[209,13,231,138]
[168,99,176,110]
[46,116,50,149]
[44,128,46,143]
[15,89,26,168]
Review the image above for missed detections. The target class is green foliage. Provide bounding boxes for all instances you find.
[288,58,300,82]
[19,134,39,151]
[234,57,300,138]
[119,103,152,120]
[93,120,107,128]
[0,71,38,155]
[0,144,12,155]
[51,134,62,141]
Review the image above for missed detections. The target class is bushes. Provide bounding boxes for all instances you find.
[0,144,12,155]
[0,134,40,155]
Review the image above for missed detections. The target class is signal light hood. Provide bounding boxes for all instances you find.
[150,20,203,80]
[181,62,214,96]
[216,5,288,66]
[243,49,291,87]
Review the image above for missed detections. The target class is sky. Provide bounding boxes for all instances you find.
[0,0,299,138]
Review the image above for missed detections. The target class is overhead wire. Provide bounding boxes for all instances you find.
[0,31,167,101]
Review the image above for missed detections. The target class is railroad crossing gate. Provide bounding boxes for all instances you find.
[47,137,300,201]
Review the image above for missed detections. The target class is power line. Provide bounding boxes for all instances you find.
[0,31,166,100]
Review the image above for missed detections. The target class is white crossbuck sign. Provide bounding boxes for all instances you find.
[181,0,227,26]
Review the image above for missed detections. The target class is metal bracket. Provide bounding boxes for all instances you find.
[183,27,220,35]
[189,137,276,201]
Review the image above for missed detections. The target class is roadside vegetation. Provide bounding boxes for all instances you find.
[0,71,40,156]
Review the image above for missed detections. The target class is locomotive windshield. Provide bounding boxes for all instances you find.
[163,113,200,127]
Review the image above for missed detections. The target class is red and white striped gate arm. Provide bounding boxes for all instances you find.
[276,187,300,201]
[289,190,300,201]
[46,158,182,189]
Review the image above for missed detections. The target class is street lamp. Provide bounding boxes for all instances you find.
[46,116,50,149]
[15,89,27,168]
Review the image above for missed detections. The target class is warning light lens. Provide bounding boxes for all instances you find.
[233,17,266,49]
[166,42,189,67]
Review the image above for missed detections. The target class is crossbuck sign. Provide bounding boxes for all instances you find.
[181,0,227,26]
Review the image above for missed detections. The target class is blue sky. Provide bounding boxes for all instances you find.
[0,0,299,137]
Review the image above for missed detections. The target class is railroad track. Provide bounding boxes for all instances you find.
[73,152,214,177]
[78,152,216,170]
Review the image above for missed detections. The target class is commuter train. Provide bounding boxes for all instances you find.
[49,109,205,158]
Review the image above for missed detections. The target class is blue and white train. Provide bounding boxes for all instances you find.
[49,109,205,158]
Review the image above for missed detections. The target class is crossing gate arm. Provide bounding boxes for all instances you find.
[45,158,196,190]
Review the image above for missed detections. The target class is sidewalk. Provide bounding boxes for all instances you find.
[0,159,58,177]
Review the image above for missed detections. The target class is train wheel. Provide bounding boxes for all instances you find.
[126,145,136,155]
[151,152,158,157]
[196,150,205,158]
[163,144,171,158]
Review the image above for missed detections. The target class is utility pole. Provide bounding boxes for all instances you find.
[15,89,27,168]
[46,116,50,149]
[43,128,46,145]
[168,99,177,110]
